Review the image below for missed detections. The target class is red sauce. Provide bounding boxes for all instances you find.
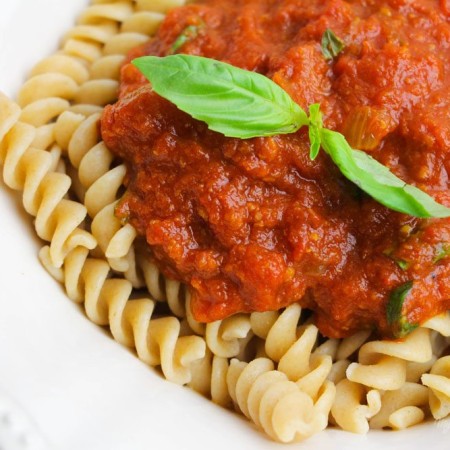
[101,0,450,338]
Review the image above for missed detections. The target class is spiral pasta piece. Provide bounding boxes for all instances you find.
[422,356,450,420]
[346,328,433,390]
[186,349,233,407]
[251,303,303,362]
[138,256,190,317]
[226,358,335,443]
[387,406,425,430]
[206,315,253,358]
[369,382,429,429]
[331,380,381,433]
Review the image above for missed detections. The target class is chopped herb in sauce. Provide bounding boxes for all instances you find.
[434,243,450,264]
[383,248,410,270]
[321,29,345,60]
[386,281,418,338]
[395,259,410,270]
[169,22,205,54]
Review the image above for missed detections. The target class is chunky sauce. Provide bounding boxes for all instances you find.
[101,0,450,338]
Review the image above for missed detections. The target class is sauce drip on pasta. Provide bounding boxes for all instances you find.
[101,0,450,338]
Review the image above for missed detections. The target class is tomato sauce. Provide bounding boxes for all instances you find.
[101,0,450,338]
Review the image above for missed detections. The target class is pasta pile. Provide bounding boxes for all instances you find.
[1,0,450,443]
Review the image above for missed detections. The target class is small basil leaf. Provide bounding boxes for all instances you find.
[386,281,417,338]
[319,129,450,218]
[308,103,322,160]
[321,29,345,61]
[132,55,309,139]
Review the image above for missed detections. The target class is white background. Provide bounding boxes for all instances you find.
[0,1,449,449]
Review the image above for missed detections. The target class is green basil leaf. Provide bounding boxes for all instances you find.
[319,129,450,218]
[386,281,418,338]
[321,29,345,61]
[169,23,204,55]
[132,55,309,139]
[308,103,322,160]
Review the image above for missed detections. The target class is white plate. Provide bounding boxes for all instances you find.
[0,1,449,449]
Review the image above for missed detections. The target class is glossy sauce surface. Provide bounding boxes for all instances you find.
[101,0,450,338]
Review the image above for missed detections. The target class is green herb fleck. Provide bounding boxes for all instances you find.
[132,54,450,219]
[169,22,204,55]
[396,319,419,338]
[383,249,410,270]
[321,29,345,60]
[395,259,410,270]
[433,243,450,264]
[386,281,418,338]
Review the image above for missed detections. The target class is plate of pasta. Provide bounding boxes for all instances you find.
[1,0,450,449]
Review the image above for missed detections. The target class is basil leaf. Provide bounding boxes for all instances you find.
[319,129,450,218]
[169,23,204,55]
[321,29,345,60]
[308,103,322,160]
[386,281,418,338]
[132,55,309,139]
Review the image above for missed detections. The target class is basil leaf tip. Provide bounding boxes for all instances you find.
[132,54,450,219]
[318,129,450,218]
